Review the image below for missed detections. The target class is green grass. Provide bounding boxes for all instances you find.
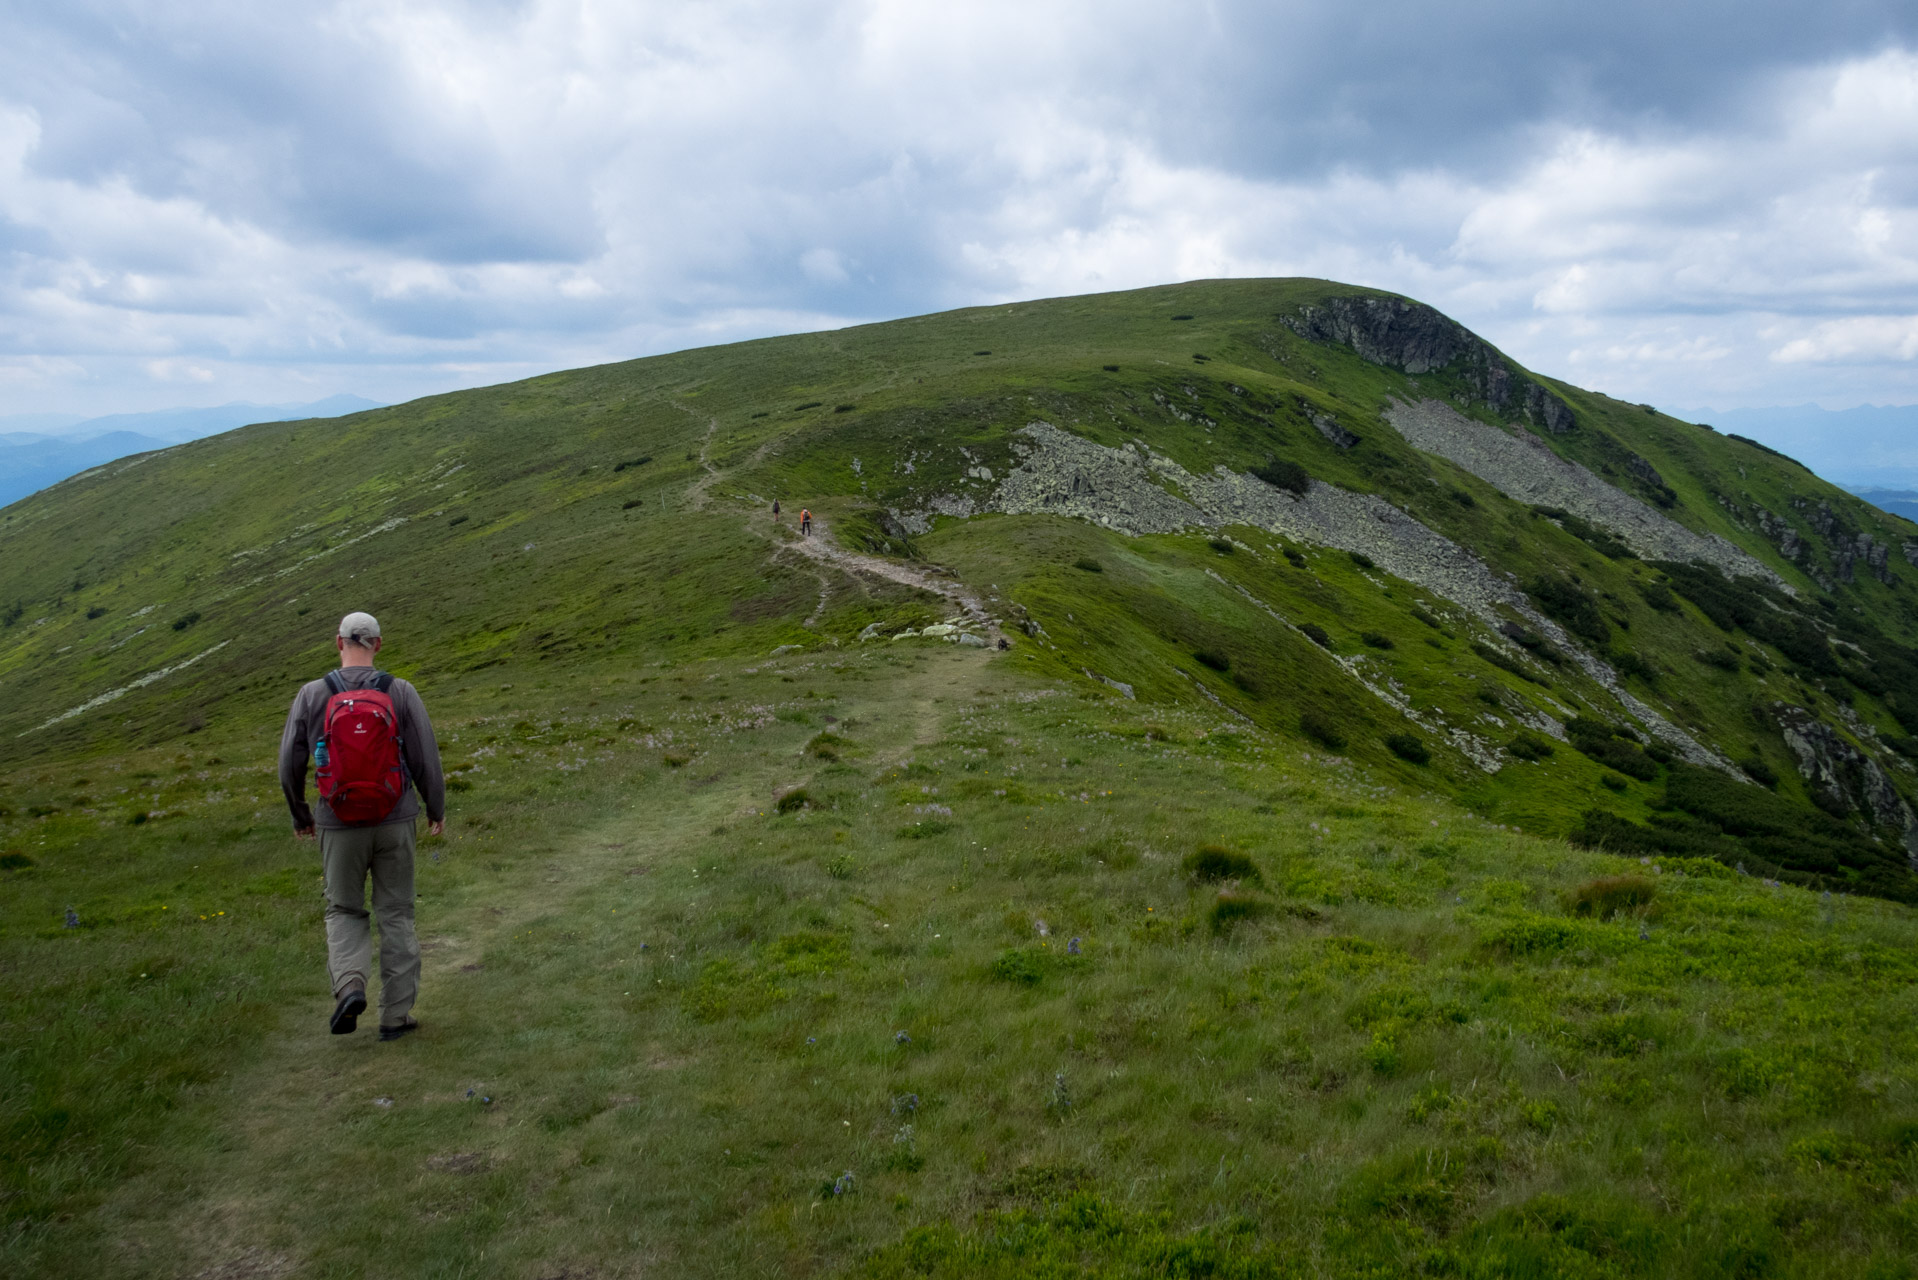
[8,277,1918,1275]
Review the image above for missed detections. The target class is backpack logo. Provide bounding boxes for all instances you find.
[315,671,408,825]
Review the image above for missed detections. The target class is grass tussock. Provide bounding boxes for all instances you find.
[1566,874,1657,919]
[1182,844,1260,883]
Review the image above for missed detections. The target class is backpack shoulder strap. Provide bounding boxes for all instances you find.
[371,671,396,695]
[322,669,347,696]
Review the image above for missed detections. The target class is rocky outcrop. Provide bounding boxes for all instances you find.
[982,420,1733,772]
[1754,508,1805,563]
[1791,498,1893,584]
[1773,704,1918,863]
[1286,295,1575,434]
[1382,398,1785,588]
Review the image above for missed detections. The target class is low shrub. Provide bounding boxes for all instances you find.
[1282,547,1308,568]
[1102,364,1119,372]
[1507,733,1555,761]
[612,456,652,472]
[1473,641,1549,686]
[1194,649,1230,672]
[0,850,33,870]
[1695,648,1742,672]
[1361,631,1395,650]
[1386,733,1430,765]
[1567,875,1656,919]
[775,788,812,813]
[85,606,107,619]
[1739,756,1778,788]
[1184,845,1260,883]
[663,752,690,768]
[991,948,1043,985]
[1349,551,1376,570]
[1601,773,1628,791]
[1449,488,1476,507]
[1252,458,1310,494]
[1412,606,1443,630]
[1209,891,1273,933]
[171,611,201,631]
[1207,538,1234,555]
[1301,708,1347,751]
[1072,557,1103,573]
[806,732,850,760]
[1301,623,1331,648]
[1611,650,1660,685]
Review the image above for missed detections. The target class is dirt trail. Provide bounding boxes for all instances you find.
[775,513,1004,643]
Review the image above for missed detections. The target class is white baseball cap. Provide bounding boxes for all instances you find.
[337,611,382,644]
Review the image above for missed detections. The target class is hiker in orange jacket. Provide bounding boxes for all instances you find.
[800,508,812,536]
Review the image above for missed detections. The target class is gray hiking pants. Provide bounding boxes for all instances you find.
[321,820,419,1024]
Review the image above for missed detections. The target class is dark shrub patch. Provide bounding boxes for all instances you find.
[0,850,33,870]
[621,499,643,510]
[1301,708,1347,751]
[1283,547,1308,568]
[612,456,653,472]
[1207,538,1234,554]
[1532,506,1634,559]
[1449,488,1476,507]
[1171,314,1194,321]
[1210,892,1273,932]
[1644,742,1674,764]
[1301,623,1331,648]
[1739,756,1778,788]
[1184,845,1260,883]
[991,948,1043,985]
[1412,606,1443,630]
[447,515,468,527]
[775,788,812,813]
[1601,773,1628,791]
[1102,364,1119,372]
[1507,732,1556,761]
[1637,580,1680,612]
[1072,557,1103,573]
[1194,649,1230,672]
[1348,551,1376,570]
[85,606,107,620]
[1527,574,1610,644]
[1566,718,1659,781]
[1361,631,1395,650]
[662,751,690,768]
[793,401,823,411]
[1568,875,1656,919]
[833,404,855,412]
[1611,650,1659,685]
[1695,648,1742,672]
[1387,733,1430,765]
[1252,458,1310,494]
[806,732,851,761]
[171,611,201,631]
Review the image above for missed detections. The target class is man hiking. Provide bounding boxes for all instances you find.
[772,498,781,522]
[280,611,446,1041]
[799,507,812,536]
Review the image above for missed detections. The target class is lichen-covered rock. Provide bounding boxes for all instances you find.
[1383,398,1782,588]
[1286,295,1575,433]
[1773,703,1918,863]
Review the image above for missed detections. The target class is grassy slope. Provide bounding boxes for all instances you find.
[5,279,1918,1276]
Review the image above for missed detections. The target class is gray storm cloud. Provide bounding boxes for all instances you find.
[1,0,1917,414]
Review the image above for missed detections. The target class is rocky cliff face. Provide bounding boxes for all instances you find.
[1286,295,1576,434]
[1773,703,1918,863]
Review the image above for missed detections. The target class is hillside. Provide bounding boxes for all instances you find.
[6,279,1918,1276]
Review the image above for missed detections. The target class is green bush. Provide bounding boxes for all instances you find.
[1739,756,1778,788]
[1600,773,1628,791]
[1695,648,1742,672]
[775,788,812,813]
[1526,575,1609,644]
[1348,551,1376,570]
[1507,732,1555,761]
[1567,875,1656,919]
[1252,458,1309,494]
[1209,891,1272,933]
[1072,557,1103,573]
[1300,623,1331,649]
[991,948,1043,985]
[1300,708,1346,751]
[1206,538,1234,555]
[1194,649,1230,672]
[1183,845,1259,883]
[1386,733,1430,765]
[171,611,201,631]
[1361,631,1394,650]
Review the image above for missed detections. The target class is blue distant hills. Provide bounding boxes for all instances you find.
[0,394,382,508]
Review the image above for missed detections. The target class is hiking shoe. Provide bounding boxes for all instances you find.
[378,1015,420,1042]
[330,985,367,1035]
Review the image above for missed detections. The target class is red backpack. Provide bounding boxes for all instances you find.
[315,670,409,824]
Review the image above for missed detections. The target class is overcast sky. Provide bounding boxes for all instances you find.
[4,1,1918,419]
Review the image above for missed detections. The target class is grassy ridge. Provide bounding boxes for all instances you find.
[7,278,1918,1274]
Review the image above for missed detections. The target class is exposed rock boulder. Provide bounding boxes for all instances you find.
[1774,703,1918,863]
[1383,398,1783,588]
[1287,295,1575,433]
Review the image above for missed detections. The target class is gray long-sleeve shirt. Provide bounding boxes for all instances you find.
[279,666,445,830]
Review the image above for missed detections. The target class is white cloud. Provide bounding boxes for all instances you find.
[0,3,1916,415]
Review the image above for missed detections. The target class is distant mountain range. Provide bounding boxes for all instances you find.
[0,395,382,508]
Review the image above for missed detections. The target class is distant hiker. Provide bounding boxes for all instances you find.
[280,611,445,1042]
[800,508,813,536]
[772,499,781,521]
